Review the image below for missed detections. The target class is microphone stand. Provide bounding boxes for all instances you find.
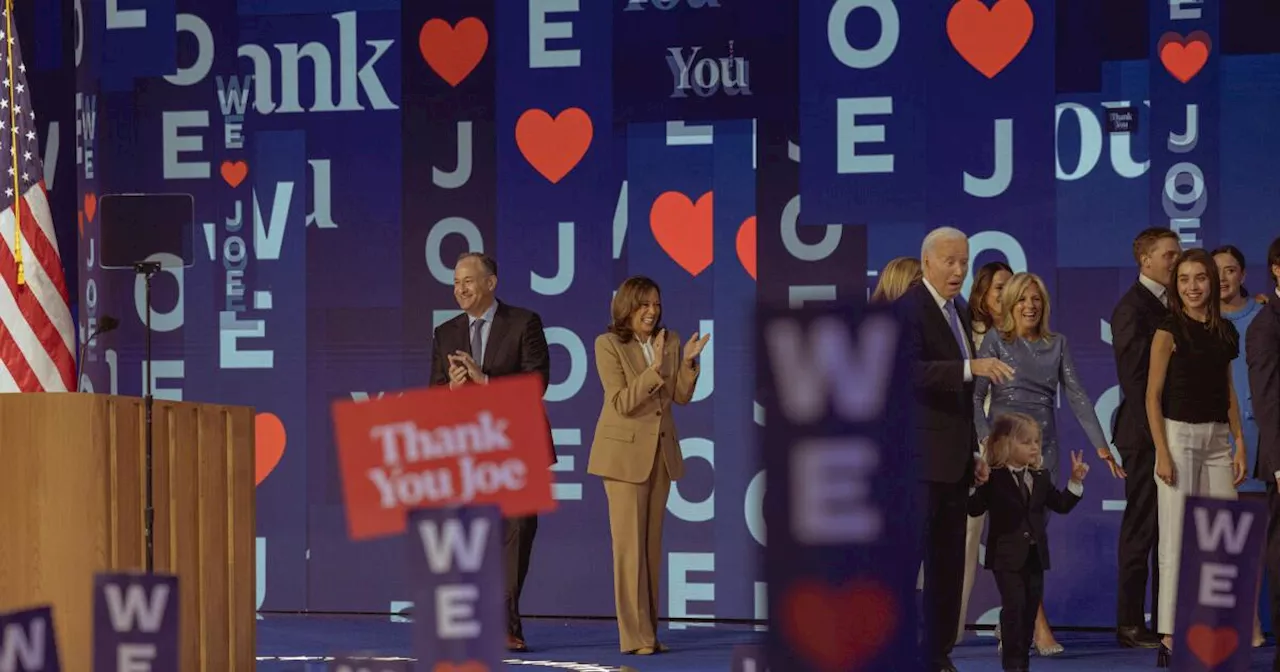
[134,261,161,573]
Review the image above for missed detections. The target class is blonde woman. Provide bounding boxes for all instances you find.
[967,412,1087,672]
[871,256,922,303]
[972,272,1116,655]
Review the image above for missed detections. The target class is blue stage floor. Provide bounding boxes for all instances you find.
[255,616,1280,670]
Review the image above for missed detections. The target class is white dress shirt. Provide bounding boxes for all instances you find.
[638,336,655,366]
[1138,273,1167,307]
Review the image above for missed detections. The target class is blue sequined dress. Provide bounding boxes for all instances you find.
[973,332,1109,479]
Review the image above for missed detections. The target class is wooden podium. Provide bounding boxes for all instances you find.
[0,393,256,670]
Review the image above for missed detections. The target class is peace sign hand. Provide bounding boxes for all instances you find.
[1069,450,1089,484]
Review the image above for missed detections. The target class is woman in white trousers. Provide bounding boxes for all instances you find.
[1145,248,1248,667]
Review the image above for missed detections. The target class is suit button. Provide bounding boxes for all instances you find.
[657,410,662,416]
[660,433,665,439]
[1022,532,1031,539]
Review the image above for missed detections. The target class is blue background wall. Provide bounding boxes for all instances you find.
[21,0,1280,627]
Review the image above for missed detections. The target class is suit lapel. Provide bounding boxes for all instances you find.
[621,338,649,378]
[1134,281,1166,314]
[920,289,963,358]
[482,302,509,371]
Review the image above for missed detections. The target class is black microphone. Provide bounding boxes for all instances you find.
[75,315,119,392]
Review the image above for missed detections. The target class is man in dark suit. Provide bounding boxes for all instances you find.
[1110,227,1179,648]
[1246,236,1280,672]
[901,227,1013,672]
[430,251,553,652]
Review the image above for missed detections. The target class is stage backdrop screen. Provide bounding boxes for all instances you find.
[23,0,1280,628]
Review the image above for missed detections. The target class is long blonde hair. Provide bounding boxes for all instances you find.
[986,412,1044,470]
[871,257,922,303]
[997,272,1054,341]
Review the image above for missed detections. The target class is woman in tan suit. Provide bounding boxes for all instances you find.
[588,276,709,655]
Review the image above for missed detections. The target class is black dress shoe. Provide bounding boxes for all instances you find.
[1156,642,1171,667]
[1117,625,1162,649]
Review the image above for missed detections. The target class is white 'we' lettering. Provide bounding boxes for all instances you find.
[0,620,46,670]
[105,584,170,633]
[418,518,490,574]
[765,314,899,424]
[1194,507,1254,555]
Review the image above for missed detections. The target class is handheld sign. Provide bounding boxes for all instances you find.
[757,302,917,672]
[93,573,179,672]
[0,606,60,672]
[1172,495,1266,672]
[408,505,504,671]
[327,657,410,672]
[332,374,556,541]
[731,644,768,671]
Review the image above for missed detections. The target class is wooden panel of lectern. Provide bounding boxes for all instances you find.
[0,393,256,670]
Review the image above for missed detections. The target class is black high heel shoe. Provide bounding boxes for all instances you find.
[1156,642,1171,668]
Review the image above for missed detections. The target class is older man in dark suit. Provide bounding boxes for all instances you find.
[1110,227,1180,649]
[430,251,553,652]
[1247,236,1280,672]
[901,226,1013,672]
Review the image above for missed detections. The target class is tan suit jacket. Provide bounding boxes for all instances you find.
[588,330,699,483]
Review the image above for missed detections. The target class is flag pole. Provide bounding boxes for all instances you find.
[4,0,21,287]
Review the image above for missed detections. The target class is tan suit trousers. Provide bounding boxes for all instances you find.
[603,446,672,652]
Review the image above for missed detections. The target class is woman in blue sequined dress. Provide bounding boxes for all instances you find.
[973,272,1113,656]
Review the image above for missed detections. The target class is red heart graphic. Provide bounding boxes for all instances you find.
[515,108,593,184]
[946,0,1034,79]
[83,193,97,222]
[650,191,713,277]
[783,579,898,672]
[221,160,249,189]
[419,18,488,87]
[1159,31,1211,84]
[736,216,756,280]
[1187,624,1238,668]
[432,661,488,672]
[255,412,287,486]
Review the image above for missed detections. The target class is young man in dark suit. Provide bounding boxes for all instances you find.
[1110,227,1180,648]
[1246,236,1280,672]
[901,227,1013,672]
[430,251,554,652]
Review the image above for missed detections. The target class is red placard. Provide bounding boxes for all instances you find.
[331,374,556,541]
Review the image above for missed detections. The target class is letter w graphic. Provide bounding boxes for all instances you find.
[0,619,46,671]
[418,518,489,574]
[1194,507,1254,555]
[216,75,254,116]
[764,314,899,424]
[105,584,170,633]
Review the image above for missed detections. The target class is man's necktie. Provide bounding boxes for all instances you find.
[470,318,485,364]
[1021,471,1032,503]
[945,301,969,358]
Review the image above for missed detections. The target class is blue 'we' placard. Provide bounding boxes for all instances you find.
[0,606,61,672]
[758,301,918,671]
[408,505,504,671]
[1172,495,1266,672]
[92,573,179,672]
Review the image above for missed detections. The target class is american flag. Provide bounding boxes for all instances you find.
[0,8,75,392]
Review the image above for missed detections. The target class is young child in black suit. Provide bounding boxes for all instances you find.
[968,412,1089,672]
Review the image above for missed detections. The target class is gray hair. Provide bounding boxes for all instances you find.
[457,251,497,276]
[920,227,967,260]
